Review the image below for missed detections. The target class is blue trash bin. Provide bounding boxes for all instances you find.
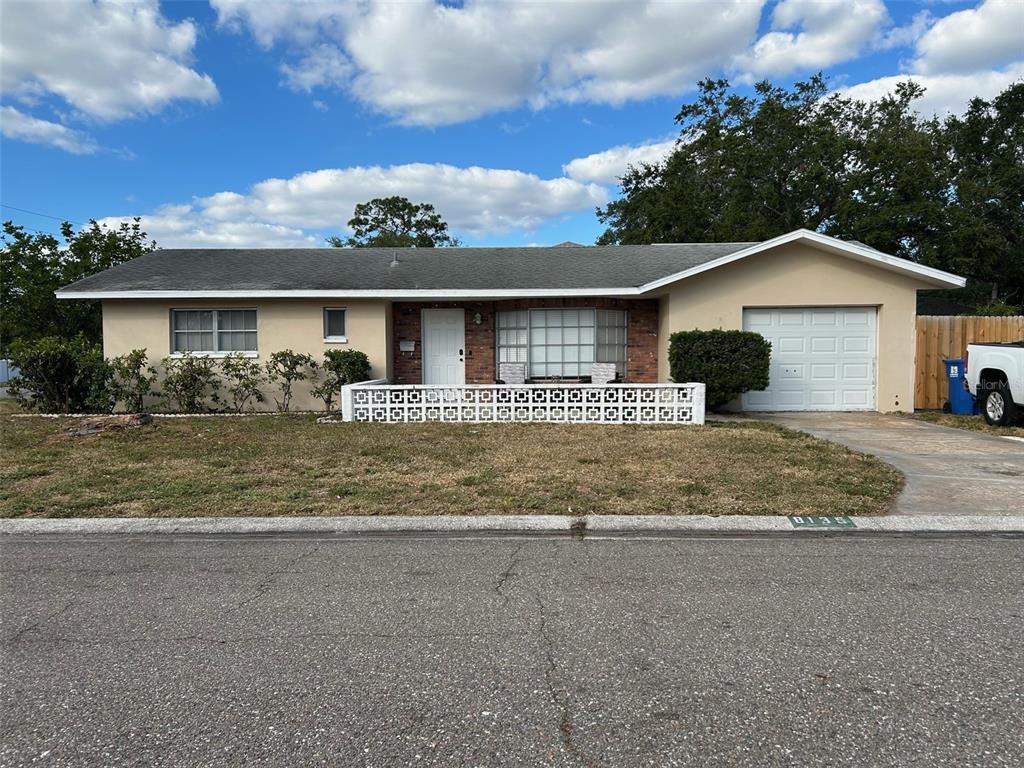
[943,358,976,415]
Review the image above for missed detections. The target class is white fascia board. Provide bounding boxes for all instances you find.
[55,287,642,300]
[636,229,966,292]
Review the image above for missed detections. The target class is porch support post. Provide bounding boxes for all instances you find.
[341,384,355,422]
[692,383,706,425]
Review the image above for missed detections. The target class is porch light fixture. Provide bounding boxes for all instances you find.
[473,312,482,325]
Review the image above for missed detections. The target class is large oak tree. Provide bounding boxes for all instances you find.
[597,77,1024,312]
[328,196,459,248]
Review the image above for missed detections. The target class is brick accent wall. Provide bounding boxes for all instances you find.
[391,298,659,384]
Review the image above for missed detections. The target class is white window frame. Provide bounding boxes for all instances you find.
[323,307,348,343]
[494,307,629,381]
[169,308,259,358]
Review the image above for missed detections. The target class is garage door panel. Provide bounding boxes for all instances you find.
[745,310,773,329]
[842,362,871,380]
[843,336,870,353]
[810,337,837,354]
[809,390,838,406]
[810,364,837,380]
[774,389,808,407]
[776,364,805,379]
[842,390,871,407]
[742,307,876,412]
[843,310,872,327]
[777,337,806,354]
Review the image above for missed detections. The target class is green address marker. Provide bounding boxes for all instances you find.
[789,515,856,528]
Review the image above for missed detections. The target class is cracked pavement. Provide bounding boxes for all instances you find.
[2,533,1023,767]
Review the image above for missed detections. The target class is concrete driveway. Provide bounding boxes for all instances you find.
[752,412,1024,516]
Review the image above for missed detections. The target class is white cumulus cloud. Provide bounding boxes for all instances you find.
[734,0,889,80]
[0,0,218,121]
[841,0,1024,117]
[280,44,352,92]
[841,62,1024,117]
[99,161,609,248]
[563,139,676,185]
[0,105,98,154]
[212,0,764,126]
[912,0,1024,75]
[99,205,319,249]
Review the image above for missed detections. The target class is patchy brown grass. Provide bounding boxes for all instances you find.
[0,415,902,518]
[911,411,1024,439]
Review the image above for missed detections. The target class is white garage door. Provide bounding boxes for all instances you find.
[742,307,877,411]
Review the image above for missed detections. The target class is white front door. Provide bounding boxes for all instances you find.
[422,309,465,385]
[741,306,878,411]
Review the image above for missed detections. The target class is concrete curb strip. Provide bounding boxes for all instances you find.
[1,514,1022,536]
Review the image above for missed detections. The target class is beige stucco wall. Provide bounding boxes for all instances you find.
[102,298,391,411]
[655,242,932,413]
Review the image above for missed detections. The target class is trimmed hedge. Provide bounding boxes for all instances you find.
[668,329,771,410]
[6,336,113,413]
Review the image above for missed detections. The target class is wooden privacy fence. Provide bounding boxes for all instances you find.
[916,315,1024,409]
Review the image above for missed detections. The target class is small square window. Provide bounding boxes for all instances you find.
[324,308,347,340]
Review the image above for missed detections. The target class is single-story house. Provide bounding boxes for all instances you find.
[57,229,964,413]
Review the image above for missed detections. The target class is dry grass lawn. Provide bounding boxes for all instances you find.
[1,415,902,518]
[911,411,1024,438]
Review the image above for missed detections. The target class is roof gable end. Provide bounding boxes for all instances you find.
[636,229,965,292]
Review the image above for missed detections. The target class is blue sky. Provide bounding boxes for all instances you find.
[2,0,1022,248]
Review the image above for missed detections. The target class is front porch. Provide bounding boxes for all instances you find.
[343,298,704,425]
[390,298,660,386]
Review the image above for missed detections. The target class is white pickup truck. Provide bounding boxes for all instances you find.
[965,341,1024,426]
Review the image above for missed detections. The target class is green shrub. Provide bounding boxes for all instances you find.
[6,336,112,413]
[158,354,221,412]
[220,352,266,413]
[109,349,157,412]
[668,329,771,410]
[311,349,371,411]
[265,350,317,412]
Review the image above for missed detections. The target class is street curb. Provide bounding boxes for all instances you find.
[1,514,1022,536]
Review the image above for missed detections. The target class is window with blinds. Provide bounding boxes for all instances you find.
[171,309,257,353]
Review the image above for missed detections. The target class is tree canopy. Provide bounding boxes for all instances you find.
[597,76,1024,311]
[328,196,459,248]
[0,218,154,353]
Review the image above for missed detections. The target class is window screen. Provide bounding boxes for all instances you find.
[172,309,257,353]
[324,308,347,339]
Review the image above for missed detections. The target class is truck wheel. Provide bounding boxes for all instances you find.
[982,380,1017,427]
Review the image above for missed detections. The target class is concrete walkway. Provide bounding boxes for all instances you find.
[753,412,1024,516]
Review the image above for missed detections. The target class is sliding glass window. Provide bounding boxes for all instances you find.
[171,309,257,353]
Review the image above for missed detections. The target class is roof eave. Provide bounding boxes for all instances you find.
[55,287,646,300]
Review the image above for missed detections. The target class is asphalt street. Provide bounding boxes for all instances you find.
[2,532,1022,767]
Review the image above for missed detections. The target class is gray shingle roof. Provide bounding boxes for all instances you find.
[58,243,756,294]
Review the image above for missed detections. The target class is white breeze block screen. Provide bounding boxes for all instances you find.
[342,383,705,425]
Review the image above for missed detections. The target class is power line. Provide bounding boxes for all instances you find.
[0,203,83,226]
